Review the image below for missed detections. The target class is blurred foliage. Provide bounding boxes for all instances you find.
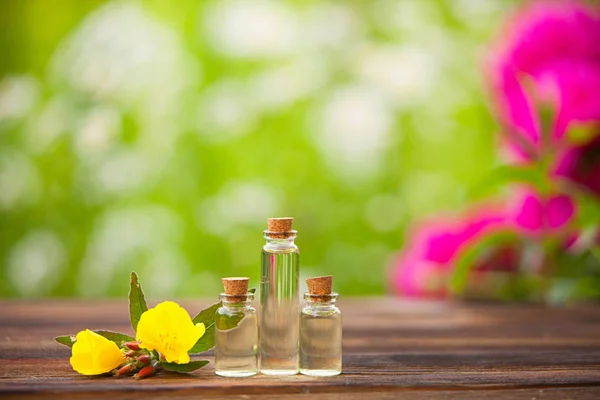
[0,0,518,298]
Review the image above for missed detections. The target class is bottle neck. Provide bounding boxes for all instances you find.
[263,231,297,248]
[304,292,338,309]
[220,293,254,308]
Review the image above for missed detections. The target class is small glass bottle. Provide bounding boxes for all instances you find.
[300,276,342,376]
[260,217,300,375]
[215,277,258,377]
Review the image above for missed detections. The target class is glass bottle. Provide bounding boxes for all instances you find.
[299,292,342,376]
[260,217,300,375]
[215,290,258,377]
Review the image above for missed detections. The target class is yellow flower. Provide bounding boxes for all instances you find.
[136,301,205,364]
[70,329,126,375]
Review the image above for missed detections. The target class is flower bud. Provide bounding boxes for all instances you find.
[123,342,141,351]
[114,363,136,377]
[137,354,151,365]
[125,350,138,357]
[134,365,155,380]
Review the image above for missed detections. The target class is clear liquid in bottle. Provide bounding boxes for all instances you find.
[260,218,300,375]
[299,278,342,376]
[300,310,342,376]
[215,278,258,377]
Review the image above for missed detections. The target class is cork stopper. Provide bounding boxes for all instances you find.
[266,217,295,238]
[222,277,249,301]
[306,275,332,301]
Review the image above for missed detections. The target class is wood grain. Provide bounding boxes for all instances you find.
[1,298,600,399]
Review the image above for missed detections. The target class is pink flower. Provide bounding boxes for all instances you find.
[390,189,576,298]
[498,2,600,74]
[390,208,508,298]
[550,61,600,140]
[489,1,600,160]
[391,2,599,300]
[390,253,449,299]
[510,188,577,235]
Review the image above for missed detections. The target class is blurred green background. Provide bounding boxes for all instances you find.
[0,0,517,298]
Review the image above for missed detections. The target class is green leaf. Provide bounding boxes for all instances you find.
[248,288,256,294]
[161,360,210,373]
[450,230,519,294]
[215,313,244,331]
[54,330,134,349]
[537,101,555,150]
[129,271,148,333]
[566,122,599,146]
[593,247,600,263]
[569,188,600,228]
[469,165,549,199]
[189,302,220,354]
[192,302,221,326]
[95,330,135,345]
[55,335,76,348]
[188,302,243,354]
[189,325,216,354]
[548,276,600,305]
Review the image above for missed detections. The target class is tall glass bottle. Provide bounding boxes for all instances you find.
[260,217,300,375]
[215,277,258,377]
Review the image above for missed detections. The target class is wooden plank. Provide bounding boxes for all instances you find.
[3,387,600,400]
[1,299,599,398]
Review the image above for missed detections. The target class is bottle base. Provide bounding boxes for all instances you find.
[300,369,341,377]
[260,369,299,376]
[215,370,258,378]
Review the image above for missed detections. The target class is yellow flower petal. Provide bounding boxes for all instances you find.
[70,329,126,375]
[136,301,206,364]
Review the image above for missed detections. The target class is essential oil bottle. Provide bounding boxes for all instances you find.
[215,277,258,377]
[260,217,300,375]
[300,275,342,376]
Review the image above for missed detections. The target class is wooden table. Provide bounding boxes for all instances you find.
[1,298,600,399]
